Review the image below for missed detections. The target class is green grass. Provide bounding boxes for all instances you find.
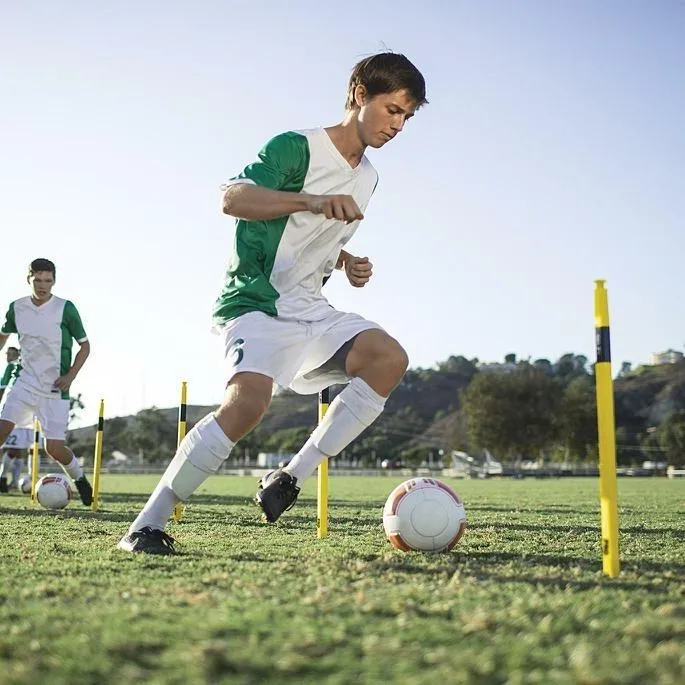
[1,475,683,685]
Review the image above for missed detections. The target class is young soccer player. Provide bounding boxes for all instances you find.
[0,259,93,504]
[119,52,427,554]
[0,347,29,491]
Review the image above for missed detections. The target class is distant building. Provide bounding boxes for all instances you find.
[478,361,518,374]
[650,349,684,365]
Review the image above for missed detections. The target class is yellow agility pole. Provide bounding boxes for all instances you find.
[91,399,105,511]
[30,418,41,505]
[172,381,188,523]
[316,387,331,538]
[594,280,620,577]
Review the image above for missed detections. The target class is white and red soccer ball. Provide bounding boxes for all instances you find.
[35,474,73,510]
[383,477,466,553]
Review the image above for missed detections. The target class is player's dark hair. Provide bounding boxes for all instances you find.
[28,258,56,278]
[346,52,427,110]
[7,347,19,354]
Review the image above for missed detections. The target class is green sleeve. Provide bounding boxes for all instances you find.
[64,301,87,342]
[1,302,17,335]
[231,132,310,191]
[0,364,12,388]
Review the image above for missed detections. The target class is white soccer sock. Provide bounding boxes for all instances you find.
[285,378,386,483]
[61,455,84,481]
[127,414,234,534]
[11,457,23,484]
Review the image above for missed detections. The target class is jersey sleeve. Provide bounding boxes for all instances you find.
[1,303,17,335]
[0,364,12,388]
[222,132,310,192]
[63,301,88,342]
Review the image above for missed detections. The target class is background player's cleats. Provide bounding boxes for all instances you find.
[74,476,93,506]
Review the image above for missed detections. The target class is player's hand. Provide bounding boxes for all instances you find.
[307,194,363,224]
[53,373,74,392]
[344,255,373,287]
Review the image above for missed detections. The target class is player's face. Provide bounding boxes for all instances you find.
[6,349,18,363]
[28,271,55,302]
[355,88,418,149]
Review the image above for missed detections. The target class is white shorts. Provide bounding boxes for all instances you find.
[0,383,69,441]
[219,309,383,394]
[1,427,34,450]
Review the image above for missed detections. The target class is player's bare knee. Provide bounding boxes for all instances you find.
[386,341,409,380]
[373,338,409,385]
[44,441,59,459]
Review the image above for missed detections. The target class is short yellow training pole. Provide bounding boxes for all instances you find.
[91,399,105,511]
[316,387,330,538]
[172,381,188,523]
[30,418,41,504]
[594,280,620,577]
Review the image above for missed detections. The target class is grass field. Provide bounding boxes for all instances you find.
[0,475,683,685]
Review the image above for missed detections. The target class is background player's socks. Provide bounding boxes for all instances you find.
[61,455,84,481]
[11,457,22,486]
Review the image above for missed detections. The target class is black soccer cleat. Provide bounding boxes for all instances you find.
[74,476,93,506]
[0,477,8,493]
[254,469,300,523]
[117,527,177,555]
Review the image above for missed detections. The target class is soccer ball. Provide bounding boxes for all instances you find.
[18,477,33,495]
[36,474,73,510]
[383,477,466,553]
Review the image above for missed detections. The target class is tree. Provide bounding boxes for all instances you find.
[130,408,177,462]
[533,358,554,375]
[553,353,589,386]
[619,361,632,377]
[656,411,685,464]
[69,393,85,425]
[558,376,598,462]
[462,366,562,461]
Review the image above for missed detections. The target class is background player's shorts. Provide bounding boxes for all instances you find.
[219,309,384,395]
[1,427,33,450]
[0,382,70,441]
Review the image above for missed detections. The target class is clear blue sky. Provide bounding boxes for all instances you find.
[1,1,683,426]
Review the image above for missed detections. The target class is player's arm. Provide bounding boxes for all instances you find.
[53,340,90,392]
[336,250,373,288]
[0,348,11,404]
[223,185,363,224]
[53,302,90,392]
[221,132,362,223]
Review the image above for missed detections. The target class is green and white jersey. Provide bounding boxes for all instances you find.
[213,128,378,326]
[0,359,21,390]
[0,296,87,399]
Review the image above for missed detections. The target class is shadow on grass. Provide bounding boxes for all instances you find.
[468,521,685,537]
[466,504,599,515]
[463,550,685,577]
[0,505,133,523]
[97,492,253,507]
[464,570,674,594]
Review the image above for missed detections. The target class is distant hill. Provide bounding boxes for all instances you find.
[66,356,685,466]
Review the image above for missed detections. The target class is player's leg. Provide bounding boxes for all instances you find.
[257,324,408,521]
[7,449,24,489]
[118,311,308,554]
[0,450,10,493]
[41,396,93,505]
[44,439,93,505]
[118,371,273,553]
[0,387,31,493]
[8,429,31,488]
